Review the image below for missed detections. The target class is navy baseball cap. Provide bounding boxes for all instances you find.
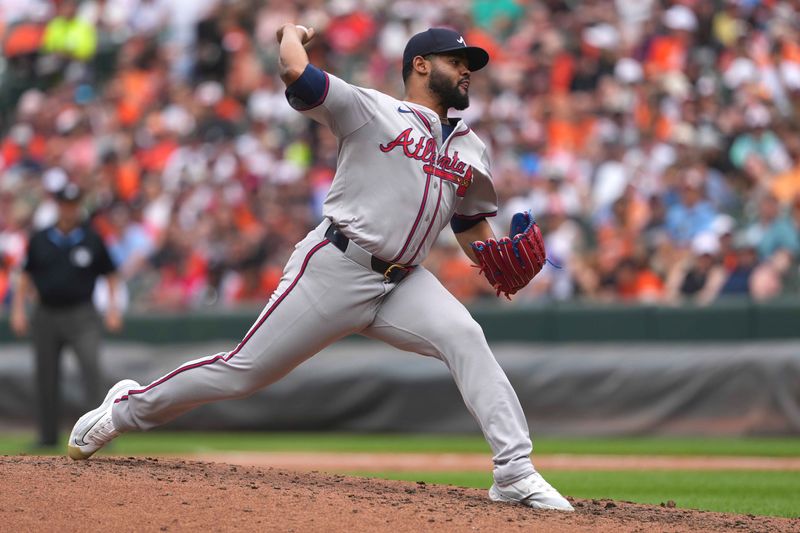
[55,182,82,203]
[403,28,490,72]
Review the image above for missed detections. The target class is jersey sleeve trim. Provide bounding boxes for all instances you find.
[285,64,330,111]
[452,210,497,220]
[450,215,484,233]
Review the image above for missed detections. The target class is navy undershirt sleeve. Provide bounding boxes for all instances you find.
[450,215,485,233]
[285,64,328,110]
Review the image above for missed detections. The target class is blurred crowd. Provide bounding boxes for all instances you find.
[1,0,800,311]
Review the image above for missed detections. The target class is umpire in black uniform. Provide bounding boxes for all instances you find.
[10,182,122,447]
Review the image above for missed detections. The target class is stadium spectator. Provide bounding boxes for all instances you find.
[729,105,791,180]
[770,137,800,204]
[750,248,795,301]
[742,193,800,260]
[41,0,97,62]
[665,178,718,248]
[665,232,727,306]
[718,242,759,297]
[613,254,665,303]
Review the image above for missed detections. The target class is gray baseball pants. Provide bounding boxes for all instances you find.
[112,221,535,484]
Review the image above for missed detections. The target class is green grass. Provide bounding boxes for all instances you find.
[2,431,798,457]
[0,431,491,455]
[353,470,800,519]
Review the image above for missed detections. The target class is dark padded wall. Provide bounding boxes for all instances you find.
[1,340,798,436]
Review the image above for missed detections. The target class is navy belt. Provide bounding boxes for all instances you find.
[324,224,413,283]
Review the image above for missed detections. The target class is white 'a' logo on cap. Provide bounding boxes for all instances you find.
[457,36,465,45]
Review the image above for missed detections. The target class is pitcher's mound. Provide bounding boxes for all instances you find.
[1,456,796,532]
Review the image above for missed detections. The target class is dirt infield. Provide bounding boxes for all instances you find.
[3,456,799,533]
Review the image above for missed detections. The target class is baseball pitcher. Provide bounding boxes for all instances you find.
[67,25,572,511]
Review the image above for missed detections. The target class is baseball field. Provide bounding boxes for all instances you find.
[2,431,798,532]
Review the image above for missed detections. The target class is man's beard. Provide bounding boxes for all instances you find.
[428,66,469,111]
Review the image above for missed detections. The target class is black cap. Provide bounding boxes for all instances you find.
[55,182,82,202]
[403,28,489,72]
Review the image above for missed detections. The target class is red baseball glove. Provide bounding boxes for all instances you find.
[471,211,546,299]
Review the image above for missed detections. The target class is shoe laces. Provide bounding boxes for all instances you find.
[520,473,556,496]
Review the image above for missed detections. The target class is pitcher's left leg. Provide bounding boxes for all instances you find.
[362,267,533,485]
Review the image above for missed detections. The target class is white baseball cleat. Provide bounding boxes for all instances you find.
[489,472,575,511]
[67,379,139,460]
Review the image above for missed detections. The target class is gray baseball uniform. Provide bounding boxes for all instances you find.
[111,67,536,485]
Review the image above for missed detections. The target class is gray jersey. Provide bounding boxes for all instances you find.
[299,72,497,265]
